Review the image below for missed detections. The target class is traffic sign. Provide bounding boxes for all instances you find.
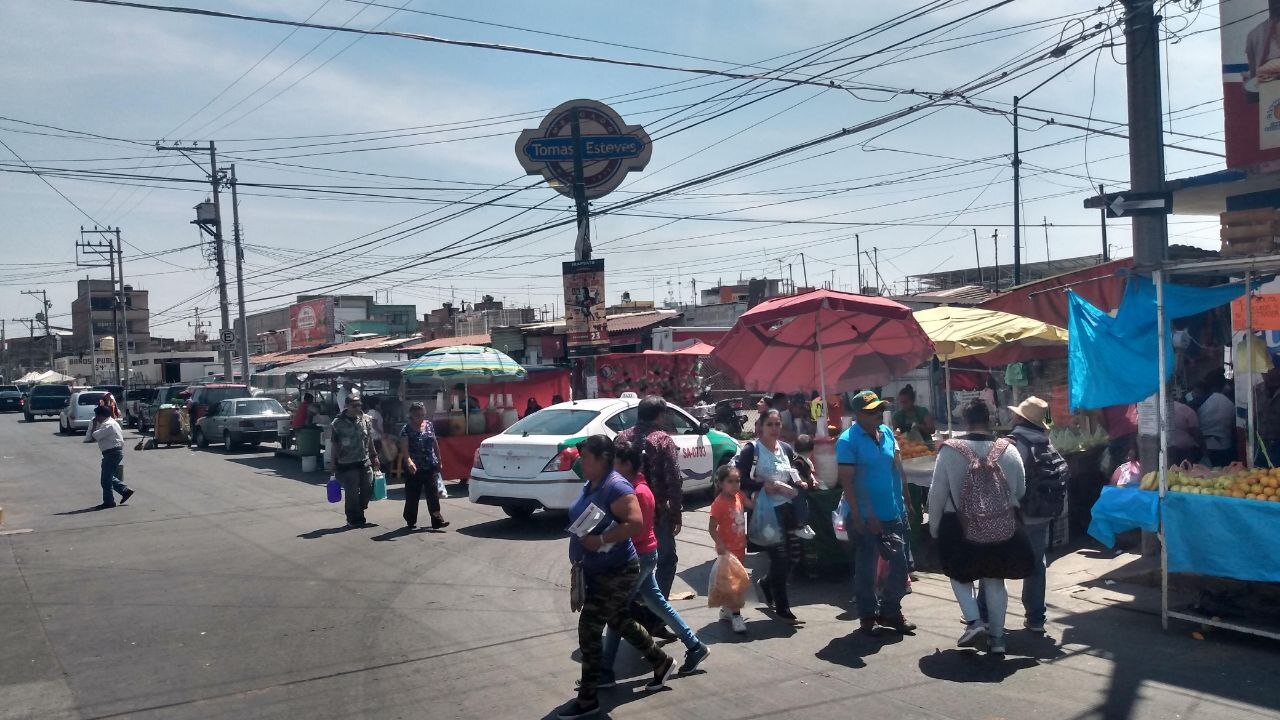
[220,329,235,345]
[516,99,652,200]
[1083,190,1172,218]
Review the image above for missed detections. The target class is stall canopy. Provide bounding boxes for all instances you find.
[402,345,526,383]
[255,355,383,377]
[712,289,934,394]
[642,341,715,356]
[26,370,74,383]
[914,306,1067,361]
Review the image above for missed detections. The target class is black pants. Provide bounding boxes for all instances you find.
[763,534,800,612]
[337,464,372,525]
[403,466,442,527]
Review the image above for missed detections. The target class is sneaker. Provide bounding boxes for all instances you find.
[731,614,748,634]
[556,699,600,719]
[775,608,802,626]
[1024,620,1046,634]
[119,489,135,505]
[645,655,675,690]
[989,636,1007,656]
[678,644,710,674]
[957,620,986,648]
[876,614,917,634]
[718,607,733,622]
[859,616,881,635]
[792,525,816,540]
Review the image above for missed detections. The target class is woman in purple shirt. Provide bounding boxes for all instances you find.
[399,402,448,530]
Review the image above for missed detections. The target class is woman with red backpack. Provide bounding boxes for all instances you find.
[928,399,1031,656]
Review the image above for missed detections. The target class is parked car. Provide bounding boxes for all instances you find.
[469,394,741,519]
[123,387,158,428]
[137,384,189,433]
[23,384,73,421]
[0,385,22,413]
[194,397,290,450]
[59,390,110,434]
[91,384,125,408]
[186,384,252,425]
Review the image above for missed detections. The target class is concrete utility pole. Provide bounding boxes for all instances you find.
[973,228,983,286]
[86,276,97,384]
[20,290,52,367]
[1098,183,1111,262]
[77,228,123,383]
[1043,217,1051,267]
[228,165,250,385]
[1123,0,1168,268]
[189,308,211,342]
[855,234,862,293]
[992,230,1000,292]
[157,142,233,382]
[114,229,130,388]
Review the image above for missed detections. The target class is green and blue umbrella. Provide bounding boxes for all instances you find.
[402,345,527,383]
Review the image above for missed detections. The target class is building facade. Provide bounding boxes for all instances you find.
[70,279,150,354]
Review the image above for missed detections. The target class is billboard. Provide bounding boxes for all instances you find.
[289,297,335,347]
[562,259,608,356]
[1222,0,1280,168]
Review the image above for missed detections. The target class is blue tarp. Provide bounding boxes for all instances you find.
[1087,486,1160,548]
[1068,277,1244,411]
[1164,492,1280,582]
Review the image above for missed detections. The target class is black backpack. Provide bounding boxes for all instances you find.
[1010,426,1069,520]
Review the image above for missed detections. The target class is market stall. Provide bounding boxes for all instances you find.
[1081,257,1280,640]
[595,346,709,407]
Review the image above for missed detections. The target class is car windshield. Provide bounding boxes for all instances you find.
[0,385,17,392]
[78,392,108,405]
[128,389,157,402]
[33,385,71,396]
[503,408,597,436]
[235,399,285,415]
[202,388,250,405]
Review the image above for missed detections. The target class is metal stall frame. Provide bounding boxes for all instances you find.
[1156,255,1280,641]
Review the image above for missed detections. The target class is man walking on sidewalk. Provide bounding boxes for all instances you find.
[328,394,381,527]
[84,405,134,509]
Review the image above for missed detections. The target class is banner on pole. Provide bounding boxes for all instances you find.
[563,259,608,356]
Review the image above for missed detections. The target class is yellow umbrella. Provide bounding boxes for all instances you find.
[913,306,1068,432]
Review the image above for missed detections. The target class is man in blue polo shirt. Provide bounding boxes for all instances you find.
[836,390,915,636]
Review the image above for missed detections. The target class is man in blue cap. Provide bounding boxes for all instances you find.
[836,390,915,636]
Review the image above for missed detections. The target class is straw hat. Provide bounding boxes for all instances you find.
[1008,396,1050,429]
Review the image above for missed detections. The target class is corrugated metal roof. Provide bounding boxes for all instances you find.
[608,310,680,332]
[402,333,492,351]
[309,336,393,356]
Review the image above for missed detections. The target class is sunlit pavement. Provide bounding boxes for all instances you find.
[2,415,1277,720]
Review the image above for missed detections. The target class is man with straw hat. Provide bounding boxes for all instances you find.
[979,397,1069,634]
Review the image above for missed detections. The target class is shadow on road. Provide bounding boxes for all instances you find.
[369,526,442,541]
[695,616,798,645]
[298,525,366,539]
[917,648,1037,682]
[53,505,110,516]
[456,513,567,541]
[815,630,903,669]
[225,454,325,486]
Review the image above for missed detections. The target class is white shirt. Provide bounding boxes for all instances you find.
[367,408,384,441]
[85,418,124,453]
[1197,392,1236,451]
[336,387,351,413]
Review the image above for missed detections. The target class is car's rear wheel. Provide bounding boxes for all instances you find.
[194,428,208,448]
[501,504,537,520]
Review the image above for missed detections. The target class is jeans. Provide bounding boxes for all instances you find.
[654,515,678,599]
[953,578,1008,637]
[337,464,373,525]
[602,552,701,670]
[99,448,130,506]
[403,465,441,527]
[980,518,1051,626]
[852,518,909,619]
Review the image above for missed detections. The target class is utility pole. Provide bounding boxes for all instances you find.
[1123,0,1168,268]
[86,276,97,384]
[1099,183,1110,262]
[800,253,809,288]
[1043,217,1051,269]
[855,234,862,293]
[228,165,250,384]
[190,308,211,342]
[20,290,52,368]
[158,142,233,382]
[78,228,121,382]
[871,247,883,295]
[788,263,795,294]
[114,229,130,389]
[1012,95,1023,286]
[973,228,983,287]
[992,230,1000,292]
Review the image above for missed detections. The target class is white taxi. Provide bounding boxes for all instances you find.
[468,394,741,519]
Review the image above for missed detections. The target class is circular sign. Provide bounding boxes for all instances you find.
[516,99,652,200]
[220,329,235,345]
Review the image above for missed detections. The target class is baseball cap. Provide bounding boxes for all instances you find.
[850,390,889,413]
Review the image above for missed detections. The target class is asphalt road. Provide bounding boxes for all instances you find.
[1,413,1278,720]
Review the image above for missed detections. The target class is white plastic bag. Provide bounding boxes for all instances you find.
[832,494,850,541]
[435,472,448,499]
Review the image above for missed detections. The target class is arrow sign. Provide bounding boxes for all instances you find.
[1084,189,1172,218]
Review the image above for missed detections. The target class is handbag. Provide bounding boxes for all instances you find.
[569,561,586,612]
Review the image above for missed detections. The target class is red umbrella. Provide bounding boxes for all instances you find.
[711,289,934,396]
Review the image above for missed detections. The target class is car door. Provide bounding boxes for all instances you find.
[667,408,713,489]
[210,400,232,436]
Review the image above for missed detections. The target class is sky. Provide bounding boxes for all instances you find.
[0,0,1230,341]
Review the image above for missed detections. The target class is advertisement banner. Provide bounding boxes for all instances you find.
[1231,292,1280,330]
[562,259,608,356]
[289,297,335,347]
[1221,1,1280,168]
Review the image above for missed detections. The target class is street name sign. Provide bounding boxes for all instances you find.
[516,99,652,200]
